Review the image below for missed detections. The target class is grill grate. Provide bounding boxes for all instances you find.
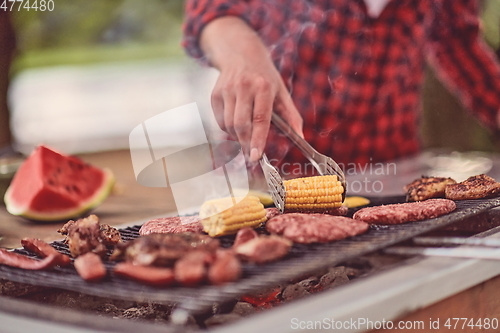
[1,197,500,316]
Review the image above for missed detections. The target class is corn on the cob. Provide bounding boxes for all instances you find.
[200,196,267,237]
[283,175,344,213]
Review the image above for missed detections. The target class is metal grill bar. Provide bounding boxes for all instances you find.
[0,197,499,316]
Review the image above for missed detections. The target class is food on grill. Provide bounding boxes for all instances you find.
[4,145,114,221]
[266,214,369,244]
[232,227,259,248]
[112,233,241,286]
[21,238,71,266]
[58,215,121,258]
[353,198,456,225]
[174,250,214,286]
[265,207,281,220]
[113,263,175,287]
[343,196,370,208]
[234,189,274,206]
[283,175,344,213]
[0,248,60,270]
[74,252,107,282]
[207,249,242,285]
[199,196,267,237]
[139,215,202,236]
[110,233,220,266]
[327,205,349,216]
[234,234,292,264]
[445,174,500,200]
[404,176,456,202]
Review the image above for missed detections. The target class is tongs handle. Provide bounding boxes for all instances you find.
[271,112,322,173]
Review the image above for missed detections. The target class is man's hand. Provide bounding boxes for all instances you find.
[200,17,303,162]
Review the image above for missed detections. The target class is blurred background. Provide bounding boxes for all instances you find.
[5,0,218,155]
[2,0,500,155]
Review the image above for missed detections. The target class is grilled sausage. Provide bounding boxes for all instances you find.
[208,250,241,285]
[174,251,213,286]
[21,238,71,266]
[0,249,60,270]
[113,263,175,287]
[74,252,107,282]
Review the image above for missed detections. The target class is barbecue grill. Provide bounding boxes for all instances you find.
[1,197,500,326]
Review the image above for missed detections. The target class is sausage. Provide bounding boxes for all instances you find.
[174,251,213,287]
[0,249,59,270]
[208,249,241,285]
[113,263,175,287]
[232,228,259,248]
[235,235,292,264]
[21,238,71,266]
[74,252,107,282]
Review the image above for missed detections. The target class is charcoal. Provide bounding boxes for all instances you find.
[282,283,310,301]
[319,266,349,289]
[298,276,320,292]
[231,302,257,316]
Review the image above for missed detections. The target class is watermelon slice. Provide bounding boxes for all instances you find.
[4,145,114,221]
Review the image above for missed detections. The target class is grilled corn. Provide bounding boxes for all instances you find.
[283,175,344,213]
[200,196,267,237]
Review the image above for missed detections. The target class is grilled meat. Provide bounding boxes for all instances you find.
[174,250,214,286]
[445,174,500,200]
[326,205,349,216]
[232,227,259,248]
[74,252,107,282]
[114,263,175,287]
[265,208,281,220]
[21,238,71,266]
[110,233,220,266]
[234,235,292,264]
[266,214,369,244]
[139,215,202,236]
[99,224,122,246]
[208,249,241,285]
[353,198,456,225]
[404,176,456,202]
[58,215,121,257]
[0,248,60,270]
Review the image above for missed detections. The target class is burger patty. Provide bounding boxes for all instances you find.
[353,198,456,225]
[404,176,456,202]
[139,216,202,235]
[266,214,369,244]
[445,174,500,200]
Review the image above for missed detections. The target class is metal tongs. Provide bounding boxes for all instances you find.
[260,112,347,212]
[384,236,500,260]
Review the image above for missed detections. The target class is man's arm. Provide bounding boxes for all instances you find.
[183,1,303,162]
[426,0,500,130]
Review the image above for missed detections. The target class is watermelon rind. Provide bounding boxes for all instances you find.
[4,168,114,222]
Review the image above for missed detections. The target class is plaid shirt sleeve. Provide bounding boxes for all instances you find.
[183,0,252,61]
[426,0,500,130]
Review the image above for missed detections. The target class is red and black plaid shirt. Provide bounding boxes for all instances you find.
[183,0,500,174]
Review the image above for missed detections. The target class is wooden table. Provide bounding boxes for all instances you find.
[0,149,176,248]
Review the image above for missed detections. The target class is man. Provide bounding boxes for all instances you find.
[183,0,500,175]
